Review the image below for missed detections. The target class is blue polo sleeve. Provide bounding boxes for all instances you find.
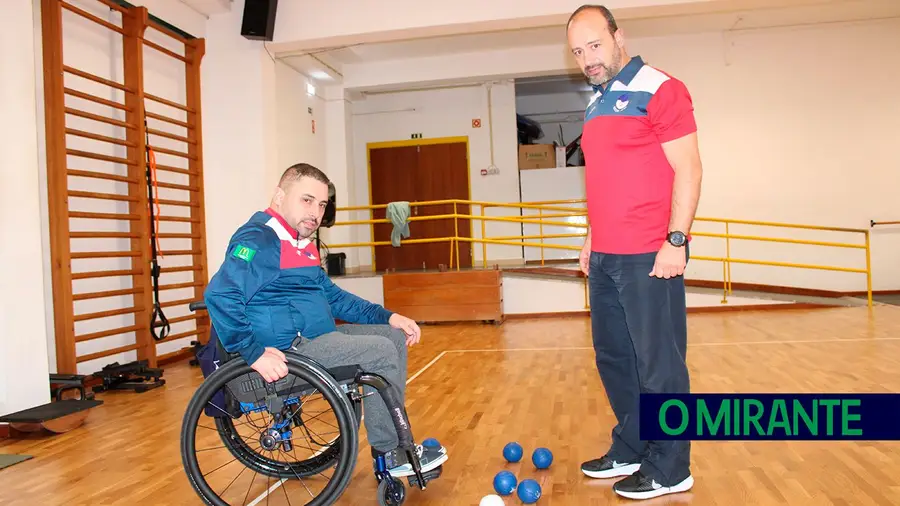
[204,225,279,365]
[317,268,394,325]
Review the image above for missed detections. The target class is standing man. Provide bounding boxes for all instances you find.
[566,5,702,501]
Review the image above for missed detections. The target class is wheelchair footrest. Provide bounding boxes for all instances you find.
[407,465,443,488]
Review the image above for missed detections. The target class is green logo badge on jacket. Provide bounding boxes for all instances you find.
[232,244,256,262]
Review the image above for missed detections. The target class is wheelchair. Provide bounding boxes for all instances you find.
[180,302,443,505]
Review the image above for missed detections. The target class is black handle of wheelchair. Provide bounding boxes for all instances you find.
[189,301,207,312]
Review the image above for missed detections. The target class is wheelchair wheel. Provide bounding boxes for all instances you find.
[181,354,359,506]
[212,389,362,480]
[377,477,406,506]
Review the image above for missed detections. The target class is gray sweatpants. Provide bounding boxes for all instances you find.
[291,324,408,453]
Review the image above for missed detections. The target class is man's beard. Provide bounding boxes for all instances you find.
[296,219,318,239]
[584,47,622,86]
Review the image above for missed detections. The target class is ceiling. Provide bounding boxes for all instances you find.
[179,0,232,17]
[182,0,900,85]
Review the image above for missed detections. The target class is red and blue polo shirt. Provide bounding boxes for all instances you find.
[582,56,697,254]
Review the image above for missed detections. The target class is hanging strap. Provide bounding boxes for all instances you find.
[145,119,169,342]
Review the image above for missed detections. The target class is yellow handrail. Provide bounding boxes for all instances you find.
[328,198,873,308]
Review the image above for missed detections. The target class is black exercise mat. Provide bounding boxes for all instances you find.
[0,454,32,470]
[0,399,102,423]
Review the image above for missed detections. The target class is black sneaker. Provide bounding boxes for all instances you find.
[613,470,694,500]
[581,455,641,479]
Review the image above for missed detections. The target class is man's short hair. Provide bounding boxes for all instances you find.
[279,163,331,188]
[567,4,618,36]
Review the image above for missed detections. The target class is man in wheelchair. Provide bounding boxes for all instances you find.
[202,162,448,481]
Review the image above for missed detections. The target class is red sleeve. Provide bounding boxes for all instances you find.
[647,78,697,143]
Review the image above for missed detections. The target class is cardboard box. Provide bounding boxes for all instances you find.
[518,144,556,170]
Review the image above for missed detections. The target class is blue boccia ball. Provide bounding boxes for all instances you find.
[532,447,553,469]
[493,470,517,495]
[422,437,441,449]
[517,479,542,504]
[502,442,523,463]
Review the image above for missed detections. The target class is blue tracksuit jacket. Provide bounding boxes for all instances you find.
[203,208,393,365]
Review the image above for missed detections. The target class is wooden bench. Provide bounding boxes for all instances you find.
[382,268,504,324]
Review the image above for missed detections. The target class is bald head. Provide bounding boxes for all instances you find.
[566,4,627,87]
[567,4,618,35]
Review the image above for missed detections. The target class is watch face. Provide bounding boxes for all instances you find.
[669,232,686,246]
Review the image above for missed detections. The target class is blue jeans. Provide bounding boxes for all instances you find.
[588,245,691,486]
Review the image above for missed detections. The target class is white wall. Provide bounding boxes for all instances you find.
[347,81,524,271]
[201,0,276,280]
[276,63,326,171]
[322,86,358,268]
[339,17,900,292]
[0,0,52,417]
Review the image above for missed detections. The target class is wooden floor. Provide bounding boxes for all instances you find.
[2,305,900,506]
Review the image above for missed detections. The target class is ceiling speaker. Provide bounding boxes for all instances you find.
[241,0,279,41]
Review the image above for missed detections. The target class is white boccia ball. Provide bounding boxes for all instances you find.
[480,494,506,506]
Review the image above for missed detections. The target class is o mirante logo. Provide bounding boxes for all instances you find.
[640,394,900,441]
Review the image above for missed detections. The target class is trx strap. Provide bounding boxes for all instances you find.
[145,119,169,341]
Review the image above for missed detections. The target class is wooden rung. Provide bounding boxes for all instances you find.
[77,343,142,363]
[72,268,143,280]
[147,144,195,160]
[156,181,198,192]
[160,265,201,274]
[157,216,199,223]
[74,305,141,322]
[146,111,190,129]
[67,149,135,166]
[61,1,125,34]
[67,169,138,184]
[71,250,140,259]
[160,297,199,309]
[152,163,196,176]
[65,107,135,130]
[66,128,134,148]
[73,287,141,301]
[144,93,193,113]
[156,198,198,207]
[69,211,140,221]
[147,127,194,144]
[63,65,132,94]
[157,328,201,344]
[159,281,203,291]
[68,190,139,202]
[142,39,190,64]
[154,249,201,257]
[71,231,141,239]
[166,314,201,325]
[158,232,201,239]
[65,87,130,112]
[75,324,145,343]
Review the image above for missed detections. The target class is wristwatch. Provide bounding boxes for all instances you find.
[667,231,687,247]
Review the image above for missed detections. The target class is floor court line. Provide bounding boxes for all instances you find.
[441,336,900,353]
[250,335,898,502]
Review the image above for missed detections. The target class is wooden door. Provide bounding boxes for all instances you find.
[369,141,471,272]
